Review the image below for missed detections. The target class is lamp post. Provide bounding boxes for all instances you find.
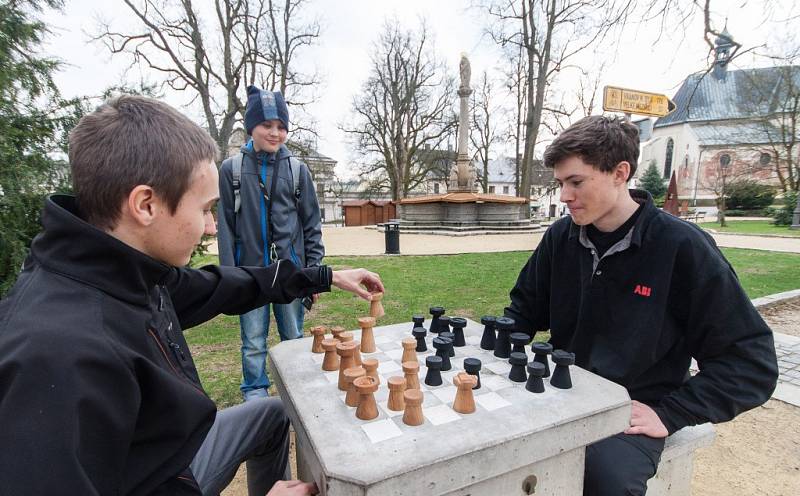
[791,192,800,230]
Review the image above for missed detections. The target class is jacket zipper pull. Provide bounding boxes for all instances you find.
[166,322,186,361]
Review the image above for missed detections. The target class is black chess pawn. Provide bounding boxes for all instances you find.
[508,352,528,382]
[510,332,529,356]
[532,342,553,378]
[493,316,514,359]
[429,306,445,334]
[449,317,467,347]
[439,331,456,357]
[411,314,425,334]
[425,355,443,386]
[412,326,428,352]
[432,337,453,371]
[550,350,576,389]
[525,361,546,393]
[463,358,482,389]
[438,315,451,334]
[479,316,497,351]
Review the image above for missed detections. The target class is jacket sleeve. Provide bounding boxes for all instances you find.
[297,161,325,267]
[504,228,552,338]
[653,248,778,434]
[0,329,139,494]
[166,261,332,329]
[216,158,237,267]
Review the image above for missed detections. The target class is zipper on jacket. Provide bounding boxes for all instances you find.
[165,322,186,362]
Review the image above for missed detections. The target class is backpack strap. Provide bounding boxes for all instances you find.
[288,156,302,207]
[232,152,244,214]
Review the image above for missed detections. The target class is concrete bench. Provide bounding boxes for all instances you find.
[647,423,716,495]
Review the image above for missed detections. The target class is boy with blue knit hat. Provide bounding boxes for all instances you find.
[218,85,325,400]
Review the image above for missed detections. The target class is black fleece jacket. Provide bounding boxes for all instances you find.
[0,195,332,495]
[505,191,778,434]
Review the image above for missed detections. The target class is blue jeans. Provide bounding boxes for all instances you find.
[240,299,305,400]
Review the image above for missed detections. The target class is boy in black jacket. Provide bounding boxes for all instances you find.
[505,116,778,495]
[0,95,382,496]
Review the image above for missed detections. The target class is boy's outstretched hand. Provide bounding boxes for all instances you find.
[332,269,384,301]
[266,480,318,496]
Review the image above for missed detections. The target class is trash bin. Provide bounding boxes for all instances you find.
[384,222,400,254]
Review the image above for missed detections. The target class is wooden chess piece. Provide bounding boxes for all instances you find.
[362,358,380,385]
[401,337,417,364]
[358,316,377,353]
[338,331,353,342]
[344,366,366,407]
[311,326,326,353]
[402,389,424,426]
[321,338,340,371]
[336,341,358,390]
[339,332,361,366]
[453,372,478,414]
[330,326,346,341]
[354,376,379,420]
[370,292,385,319]
[402,361,420,390]
[387,376,406,411]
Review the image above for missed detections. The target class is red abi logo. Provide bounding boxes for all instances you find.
[634,285,652,297]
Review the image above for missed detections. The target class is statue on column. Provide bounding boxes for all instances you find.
[449,53,477,193]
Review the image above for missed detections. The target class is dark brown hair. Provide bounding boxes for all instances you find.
[69,95,219,230]
[543,115,639,181]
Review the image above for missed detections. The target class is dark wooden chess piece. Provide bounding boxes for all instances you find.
[438,315,451,335]
[463,358,482,389]
[525,361,546,393]
[433,337,453,371]
[429,306,445,334]
[550,350,576,389]
[508,352,528,382]
[449,317,467,347]
[493,317,514,359]
[424,355,443,386]
[510,332,529,356]
[412,326,428,352]
[439,331,456,357]
[479,316,497,351]
[532,342,553,378]
[411,314,425,334]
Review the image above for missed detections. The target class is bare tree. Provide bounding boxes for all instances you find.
[698,152,761,226]
[484,0,634,199]
[340,20,457,201]
[93,0,320,158]
[500,40,528,194]
[470,71,501,193]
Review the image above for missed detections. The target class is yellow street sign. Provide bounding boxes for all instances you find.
[602,86,676,117]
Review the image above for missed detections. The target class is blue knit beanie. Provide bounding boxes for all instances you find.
[244,85,289,135]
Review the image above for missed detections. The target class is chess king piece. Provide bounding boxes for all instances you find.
[510,332,529,356]
[479,315,497,350]
[424,355,443,386]
[532,342,553,377]
[452,372,478,414]
[311,325,326,353]
[412,326,428,352]
[336,341,358,390]
[358,316,377,353]
[362,358,380,385]
[344,366,366,407]
[321,338,340,371]
[493,316,514,359]
[429,306,445,334]
[401,338,417,363]
[402,361,421,390]
[433,336,453,371]
[402,389,424,426]
[550,350,575,389]
[370,292,385,319]
[449,317,467,347]
[508,352,528,382]
[411,314,425,333]
[525,361,546,393]
[387,376,407,411]
[463,357,482,389]
[354,376,379,421]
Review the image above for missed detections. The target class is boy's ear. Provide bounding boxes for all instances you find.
[126,185,161,227]
[614,161,632,184]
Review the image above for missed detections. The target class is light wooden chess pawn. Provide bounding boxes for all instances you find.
[362,358,380,385]
[330,326,346,341]
[401,337,417,364]
[453,372,478,414]
[354,375,379,420]
[402,389,424,426]
[336,341,358,390]
[370,292,385,319]
[338,332,362,366]
[402,361,420,390]
[344,366,366,407]
[311,326,326,353]
[387,376,406,411]
[358,316,376,353]
[321,338,340,371]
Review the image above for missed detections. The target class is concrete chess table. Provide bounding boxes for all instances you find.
[269,318,630,495]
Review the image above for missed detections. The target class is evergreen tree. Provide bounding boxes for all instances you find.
[639,160,667,199]
[0,0,75,296]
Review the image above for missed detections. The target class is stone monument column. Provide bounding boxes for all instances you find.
[450,53,477,192]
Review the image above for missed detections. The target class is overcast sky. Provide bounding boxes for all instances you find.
[41,0,798,179]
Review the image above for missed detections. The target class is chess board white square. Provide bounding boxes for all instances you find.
[378,402,404,418]
[424,404,462,426]
[481,374,513,391]
[466,335,482,346]
[385,349,404,361]
[324,370,339,384]
[361,418,403,443]
[475,392,512,411]
[431,385,458,404]
[485,360,512,375]
[374,334,393,345]
[311,353,324,364]
[378,360,402,375]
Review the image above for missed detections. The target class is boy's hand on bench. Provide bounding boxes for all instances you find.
[624,400,668,438]
[332,269,384,301]
[266,480,319,496]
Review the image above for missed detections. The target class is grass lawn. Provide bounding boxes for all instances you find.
[699,220,800,237]
[187,248,800,407]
